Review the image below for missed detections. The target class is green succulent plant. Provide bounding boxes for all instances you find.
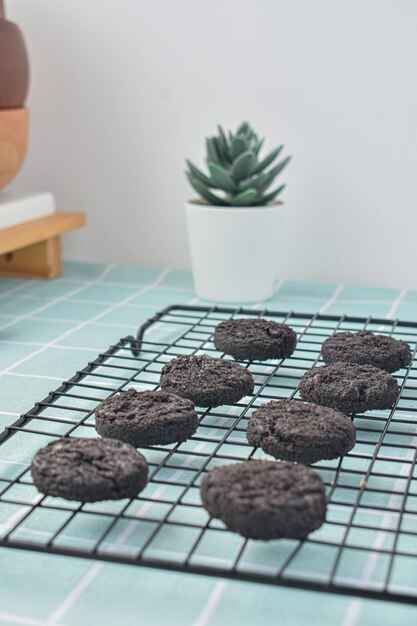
[185,122,291,206]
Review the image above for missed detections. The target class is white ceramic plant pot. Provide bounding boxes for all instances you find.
[185,201,285,303]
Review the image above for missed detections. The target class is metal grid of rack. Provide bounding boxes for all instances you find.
[0,305,417,605]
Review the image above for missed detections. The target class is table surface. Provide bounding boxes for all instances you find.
[0,260,416,626]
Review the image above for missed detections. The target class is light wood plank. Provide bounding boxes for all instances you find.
[0,236,62,278]
[0,210,85,255]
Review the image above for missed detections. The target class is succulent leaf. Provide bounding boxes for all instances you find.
[217,126,230,163]
[256,157,292,193]
[238,171,270,192]
[186,173,227,206]
[253,145,283,174]
[186,160,213,187]
[206,137,221,165]
[230,136,247,161]
[257,183,286,205]
[213,137,230,166]
[186,123,290,206]
[232,150,256,181]
[208,162,237,192]
[255,137,264,155]
[269,156,292,178]
[230,188,258,206]
[237,121,250,135]
[244,128,258,149]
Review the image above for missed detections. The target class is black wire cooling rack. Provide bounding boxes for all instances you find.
[1,305,417,605]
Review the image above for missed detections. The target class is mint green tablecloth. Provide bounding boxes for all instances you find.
[0,261,416,626]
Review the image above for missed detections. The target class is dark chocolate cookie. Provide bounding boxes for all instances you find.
[160,354,254,407]
[247,399,356,464]
[300,362,399,414]
[95,388,198,446]
[214,318,297,361]
[200,460,326,540]
[322,330,411,373]
[31,437,148,502]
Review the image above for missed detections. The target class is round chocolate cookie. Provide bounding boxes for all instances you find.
[247,399,356,464]
[322,330,411,373]
[31,437,148,502]
[214,318,297,361]
[300,362,399,414]
[160,354,254,407]
[200,460,326,540]
[95,388,198,446]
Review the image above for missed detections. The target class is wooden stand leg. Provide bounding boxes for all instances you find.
[0,236,62,278]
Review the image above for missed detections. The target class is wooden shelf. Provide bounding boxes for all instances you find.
[0,211,85,279]
[0,211,85,255]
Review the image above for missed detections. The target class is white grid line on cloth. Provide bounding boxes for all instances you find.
[0,611,48,626]
[5,372,70,382]
[102,281,193,292]
[0,281,36,299]
[0,294,180,306]
[0,340,49,347]
[51,275,194,292]
[0,268,170,378]
[0,263,116,334]
[0,459,27,467]
[45,563,102,626]
[341,600,362,626]
[0,294,200,389]
[46,423,214,620]
[386,289,407,320]
[0,510,24,536]
[0,288,410,332]
[44,293,204,624]
[0,342,101,353]
[2,522,372,586]
[1,318,146,330]
[0,289,413,343]
[337,290,417,624]
[3,295,171,308]
[2,293,410,311]
[192,580,228,626]
[341,437,417,626]
[319,284,344,313]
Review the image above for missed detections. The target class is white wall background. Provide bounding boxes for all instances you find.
[7,0,417,288]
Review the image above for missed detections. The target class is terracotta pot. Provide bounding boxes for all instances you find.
[0,107,28,189]
[0,1,30,109]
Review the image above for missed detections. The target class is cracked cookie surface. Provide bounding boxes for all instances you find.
[95,389,198,446]
[160,354,254,407]
[214,318,297,361]
[322,330,411,373]
[300,362,399,414]
[247,399,356,464]
[31,437,148,502]
[200,460,326,540]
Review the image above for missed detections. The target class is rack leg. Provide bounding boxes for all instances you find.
[0,236,62,279]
